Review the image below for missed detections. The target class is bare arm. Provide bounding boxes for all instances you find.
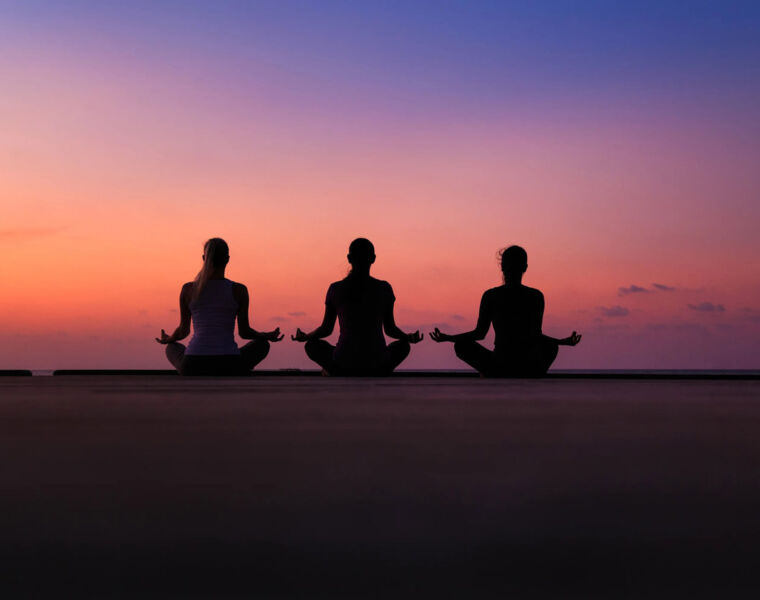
[430,292,491,343]
[383,301,423,343]
[155,283,193,344]
[235,284,283,342]
[545,332,582,346]
[292,303,337,342]
[236,284,261,339]
[535,294,581,346]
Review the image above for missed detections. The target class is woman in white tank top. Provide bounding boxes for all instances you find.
[155,238,284,375]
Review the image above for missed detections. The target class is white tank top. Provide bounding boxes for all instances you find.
[186,279,240,356]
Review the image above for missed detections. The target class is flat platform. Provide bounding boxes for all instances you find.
[2,376,760,597]
[49,368,760,379]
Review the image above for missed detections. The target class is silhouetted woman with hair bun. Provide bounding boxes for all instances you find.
[156,237,283,375]
[430,245,581,377]
[292,238,422,375]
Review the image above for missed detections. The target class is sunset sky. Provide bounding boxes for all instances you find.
[2,1,759,370]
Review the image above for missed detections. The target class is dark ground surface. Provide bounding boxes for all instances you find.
[2,375,760,598]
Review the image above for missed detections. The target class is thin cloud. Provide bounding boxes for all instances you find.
[287,311,307,317]
[451,314,465,321]
[688,302,725,313]
[597,305,630,318]
[270,315,290,322]
[618,285,649,296]
[618,283,677,296]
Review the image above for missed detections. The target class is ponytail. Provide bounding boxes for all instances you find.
[192,238,229,301]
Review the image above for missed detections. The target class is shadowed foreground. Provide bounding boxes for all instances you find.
[2,376,759,597]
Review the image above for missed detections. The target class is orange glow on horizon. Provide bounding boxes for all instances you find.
[2,14,759,370]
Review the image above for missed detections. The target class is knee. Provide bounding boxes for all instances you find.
[454,340,471,358]
[394,339,411,361]
[547,344,558,362]
[304,339,319,358]
[242,338,270,355]
[165,342,184,359]
[165,342,185,372]
[542,343,559,373]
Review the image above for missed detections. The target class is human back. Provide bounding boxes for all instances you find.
[328,274,394,367]
[186,278,240,356]
[486,283,544,353]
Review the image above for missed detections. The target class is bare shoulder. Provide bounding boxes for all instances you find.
[526,286,544,297]
[230,281,248,301]
[524,286,545,302]
[372,278,395,300]
[180,282,194,296]
[483,285,503,300]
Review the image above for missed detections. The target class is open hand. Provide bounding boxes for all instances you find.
[155,329,173,344]
[429,327,452,343]
[291,327,310,342]
[265,327,285,342]
[562,331,582,346]
[407,330,424,344]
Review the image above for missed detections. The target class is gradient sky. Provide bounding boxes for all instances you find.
[2,0,759,369]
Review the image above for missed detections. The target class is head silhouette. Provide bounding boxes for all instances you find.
[202,237,230,267]
[194,237,230,299]
[500,245,528,282]
[347,238,375,273]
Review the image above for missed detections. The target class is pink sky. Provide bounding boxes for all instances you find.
[1,4,759,370]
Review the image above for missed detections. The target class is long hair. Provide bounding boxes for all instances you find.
[193,238,229,301]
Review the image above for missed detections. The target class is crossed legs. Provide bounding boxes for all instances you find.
[454,336,559,377]
[165,339,270,375]
[304,339,410,376]
[238,339,271,371]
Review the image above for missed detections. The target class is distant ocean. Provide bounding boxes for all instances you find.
[27,369,760,378]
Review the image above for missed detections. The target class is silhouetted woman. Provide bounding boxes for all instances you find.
[430,245,581,376]
[292,238,422,375]
[156,238,283,375]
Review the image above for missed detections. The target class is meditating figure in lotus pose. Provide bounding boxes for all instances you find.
[430,245,581,377]
[292,238,423,375]
[156,237,283,375]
